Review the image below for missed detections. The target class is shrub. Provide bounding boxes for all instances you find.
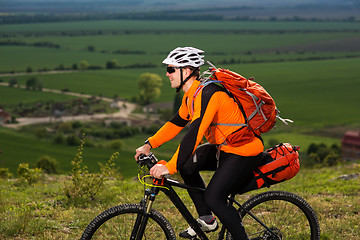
[36,155,58,174]
[110,140,123,150]
[66,134,81,146]
[306,142,342,167]
[34,127,47,139]
[63,134,118,205]
[109,121,125,129]
[142,124,161,134]
[53,133,65,144]
[323,152,344,166]
[57,122,73,133]
[0,168,12,179]
[17,163,42,184]
[72,121,82,129]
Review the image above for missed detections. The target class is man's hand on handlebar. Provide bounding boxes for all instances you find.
[135,150,170,179]
[149,164,170,179]
[134,144,151,161]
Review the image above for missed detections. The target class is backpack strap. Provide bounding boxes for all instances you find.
[254,167,271,188]
[191,80,221,116]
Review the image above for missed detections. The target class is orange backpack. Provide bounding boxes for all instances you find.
[199,64,292,136]
[236,143,300,194]
[254,143,300,188]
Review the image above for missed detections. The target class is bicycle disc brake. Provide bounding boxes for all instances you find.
[261,227,282,240]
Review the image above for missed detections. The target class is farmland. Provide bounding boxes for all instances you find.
[1,20,360,72]
[0,14,359,240]
[0,19,360,176]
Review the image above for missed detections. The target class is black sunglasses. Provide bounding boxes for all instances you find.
[166,66,183,74]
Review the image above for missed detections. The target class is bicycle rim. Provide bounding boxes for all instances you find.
[81,203,176,240]
[239,191,320,240]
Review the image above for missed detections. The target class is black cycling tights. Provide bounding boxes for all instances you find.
[180,144,263,240]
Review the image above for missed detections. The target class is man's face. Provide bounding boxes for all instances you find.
[166,65,183,89]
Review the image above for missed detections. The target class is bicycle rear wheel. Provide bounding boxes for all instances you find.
[228,191,320,240]
[81,203,176,240]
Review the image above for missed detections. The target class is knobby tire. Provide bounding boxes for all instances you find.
[81,203,176,240]
[227,191,320,240]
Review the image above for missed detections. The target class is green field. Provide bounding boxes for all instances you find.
[0,127,139,177]
[1,20,360,33]
[0,19,359,240]
[0,85,76,107]
[2,57,359,126]
[1,19,359,177]
[1,20,359,72]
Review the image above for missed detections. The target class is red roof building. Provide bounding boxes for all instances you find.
[0,107,11,125]
[341,131,360,161]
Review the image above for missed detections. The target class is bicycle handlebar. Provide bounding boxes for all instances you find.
[137,152,158,169]
[137,153,171,179]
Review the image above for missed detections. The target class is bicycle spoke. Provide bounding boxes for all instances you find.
[242,199,313,239]
[84,206,173,240]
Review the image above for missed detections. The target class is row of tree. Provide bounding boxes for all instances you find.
[0,40,60,48]
[1,12,358,24]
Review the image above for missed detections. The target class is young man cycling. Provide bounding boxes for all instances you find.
[135,47,264,239]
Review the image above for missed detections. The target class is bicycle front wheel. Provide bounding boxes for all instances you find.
[81,203,176,240]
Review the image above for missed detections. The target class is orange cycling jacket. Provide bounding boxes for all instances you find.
[148,80,264,174]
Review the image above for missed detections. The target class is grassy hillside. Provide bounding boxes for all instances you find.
[0,163,358,239]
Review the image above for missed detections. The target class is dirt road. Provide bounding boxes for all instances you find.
[1,82,138,128]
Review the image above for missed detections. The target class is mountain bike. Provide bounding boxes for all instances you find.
[81,153,320,239]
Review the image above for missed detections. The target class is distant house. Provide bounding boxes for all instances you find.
[0,107,11,125]
[143,102,173,113]
[341,131,360,161]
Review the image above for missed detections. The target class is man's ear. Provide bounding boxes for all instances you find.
[184,68,192,78]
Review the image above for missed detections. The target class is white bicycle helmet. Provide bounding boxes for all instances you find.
[162,47,205,68]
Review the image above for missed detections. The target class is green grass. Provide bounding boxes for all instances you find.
[1,20,359,73]
[229,58,360,127]
[0,163,358,239]
[0,85,76,107]
[2,57,359,127]
[12,32,356,52]
[0,127,138,178]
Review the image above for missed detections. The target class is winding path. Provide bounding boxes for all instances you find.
[0,82,138,128]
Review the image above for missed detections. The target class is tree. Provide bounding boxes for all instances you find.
[137,73,162,105]
[87,45,95,52]
[26,66,33,73]
[26,77,43,91]
[79,60,89,70]
[26,77,35,90]
[9,78,17,87]
[106,59,119,69]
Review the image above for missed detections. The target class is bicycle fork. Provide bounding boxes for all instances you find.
[130,188,158,240]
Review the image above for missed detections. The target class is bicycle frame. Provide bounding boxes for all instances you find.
[135,176,279,240]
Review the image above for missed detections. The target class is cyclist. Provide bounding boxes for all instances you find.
[135,47,264,239]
